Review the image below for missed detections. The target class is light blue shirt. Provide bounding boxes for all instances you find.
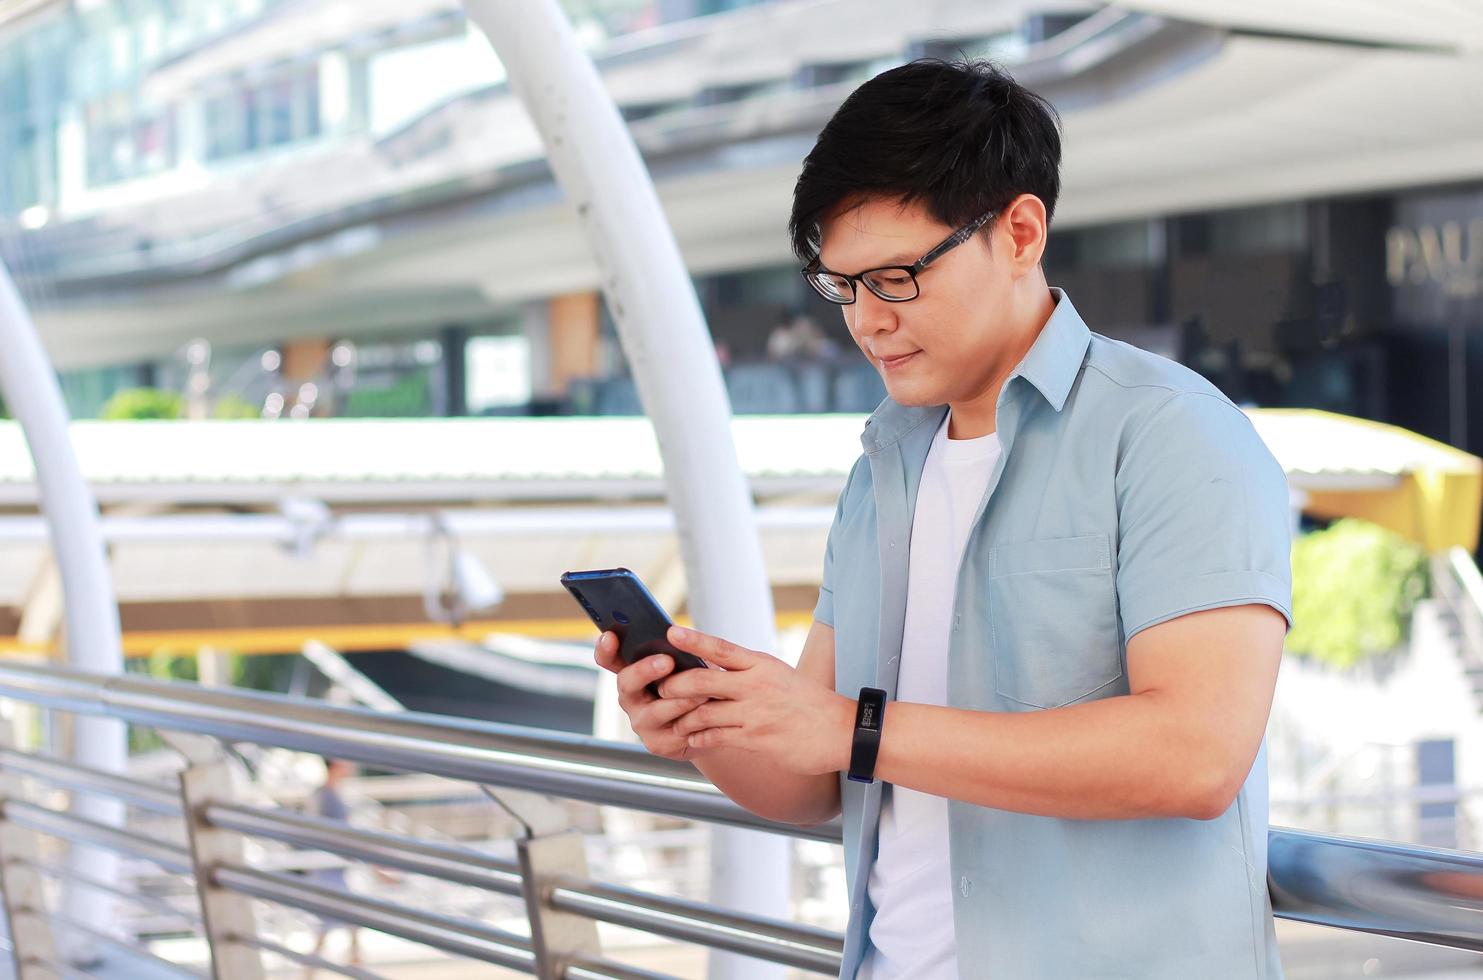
[816,289,1293,979]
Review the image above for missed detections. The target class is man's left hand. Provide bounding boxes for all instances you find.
[659,625,854,777]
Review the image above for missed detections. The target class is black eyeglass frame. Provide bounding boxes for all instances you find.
[800,209,998,305]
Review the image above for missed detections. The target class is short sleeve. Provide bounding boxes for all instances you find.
[815,457,865,628]
[1115,392,1294,644]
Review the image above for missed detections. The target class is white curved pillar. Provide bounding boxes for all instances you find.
[459,4,789,978]
[0,263,126,961]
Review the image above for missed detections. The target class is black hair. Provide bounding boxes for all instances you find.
[788,59,1061,264]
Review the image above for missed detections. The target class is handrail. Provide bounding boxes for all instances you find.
[16,759,846,974]
[6,660,1483,972]
[213,864,537,972]
[0,748,182,814]
[229,933,386,980]
[546,874,843,973]
[1268,829,1483,951]
[1449,547,1483,612]
[1444,546,1483,662]
[202,801,524,895]
[25,860,203,927]
[48,911,206,980]
[2,798,194,875]
[0,659,841,844]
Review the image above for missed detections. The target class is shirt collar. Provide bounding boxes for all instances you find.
[860,287,1092,452]
[1017,287,1092,413]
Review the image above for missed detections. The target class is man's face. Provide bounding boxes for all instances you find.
[817,196,1020,409]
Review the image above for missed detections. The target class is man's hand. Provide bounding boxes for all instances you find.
[593,631,709,761]
[659,626,855,777]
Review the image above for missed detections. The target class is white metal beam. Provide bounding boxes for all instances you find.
[458,3,789,976]
[0,263,127,964]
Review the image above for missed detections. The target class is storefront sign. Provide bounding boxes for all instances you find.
[1386,219,1483,298]
[1387,188,1483,328]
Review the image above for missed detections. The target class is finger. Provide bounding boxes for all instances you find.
[686,726,743,752]
[671,700,746,737]
[666,626,758,670]
[642,695,708,728]
[594,632,623,674]
[616,654,674,703]
[657,664,740,701]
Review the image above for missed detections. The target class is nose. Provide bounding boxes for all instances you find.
[849,285,899,343]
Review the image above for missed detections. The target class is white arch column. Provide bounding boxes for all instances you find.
[0,264,127,963]
[459,3,790,978]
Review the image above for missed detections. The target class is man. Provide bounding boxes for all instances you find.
[595,59,1291,978]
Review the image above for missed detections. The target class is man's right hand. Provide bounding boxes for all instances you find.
[594,631,708,761]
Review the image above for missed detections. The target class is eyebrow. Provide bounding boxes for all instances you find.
[817,252,918,274]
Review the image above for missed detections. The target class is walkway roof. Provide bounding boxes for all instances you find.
[0,410,1476,551]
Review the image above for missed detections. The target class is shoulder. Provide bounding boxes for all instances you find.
[1081,334,1261,445]
[1074,335,1281,489]
[1082,333,1230,405]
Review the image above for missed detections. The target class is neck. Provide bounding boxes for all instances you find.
[946,286,1056,439]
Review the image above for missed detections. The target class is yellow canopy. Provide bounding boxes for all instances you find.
[1246,409,1483,553]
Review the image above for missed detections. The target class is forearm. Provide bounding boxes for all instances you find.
[872,692,1231,821]
[691,748,841,826]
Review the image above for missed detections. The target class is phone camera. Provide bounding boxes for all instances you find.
[611,610,630,625]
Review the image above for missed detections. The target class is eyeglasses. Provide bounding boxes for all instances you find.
[801,210,997,305]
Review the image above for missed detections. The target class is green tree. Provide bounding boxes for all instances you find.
[1286,518,1430,669]
[344,371,431,417]
[125,648,297,752]
[100,388,183,420]
[211,394,261,419]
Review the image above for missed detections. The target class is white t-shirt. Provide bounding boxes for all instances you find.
[858,413,1002,980]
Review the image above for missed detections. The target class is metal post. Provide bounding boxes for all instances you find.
[0,726,58,979]
[167,733,264,980]
[0,260,128,963]
[517,832,602,980]
[459,5,790,977]
[1448,320,1469,451]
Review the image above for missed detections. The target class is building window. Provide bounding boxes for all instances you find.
[1178,203,1309,257]
[466,334,533,413]
[204,64,321,162]
[85,97,176,186]
[1078,220,1160,268]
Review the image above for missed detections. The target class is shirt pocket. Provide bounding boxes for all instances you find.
[988,532,1123,710]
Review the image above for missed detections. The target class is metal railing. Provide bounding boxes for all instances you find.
[1436,546,1483,671]
[0,659,1482,978]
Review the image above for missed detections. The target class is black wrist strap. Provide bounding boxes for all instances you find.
[848,687,887,784]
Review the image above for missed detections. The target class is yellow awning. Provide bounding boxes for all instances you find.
[1246,409,1483,553]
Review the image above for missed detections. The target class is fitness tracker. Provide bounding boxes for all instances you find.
[847,687,887,784]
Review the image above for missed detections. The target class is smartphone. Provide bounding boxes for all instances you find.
[561,567,707,697]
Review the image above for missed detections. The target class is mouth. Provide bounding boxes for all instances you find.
[878,350,920,370]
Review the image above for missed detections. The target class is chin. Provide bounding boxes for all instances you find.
[881,379,944,408]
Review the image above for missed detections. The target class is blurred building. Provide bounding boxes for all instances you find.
[0,0,1480,454]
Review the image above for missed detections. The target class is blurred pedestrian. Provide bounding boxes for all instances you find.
[303,757,396,977]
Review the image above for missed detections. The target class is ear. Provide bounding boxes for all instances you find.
[1001,193,1049,277]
